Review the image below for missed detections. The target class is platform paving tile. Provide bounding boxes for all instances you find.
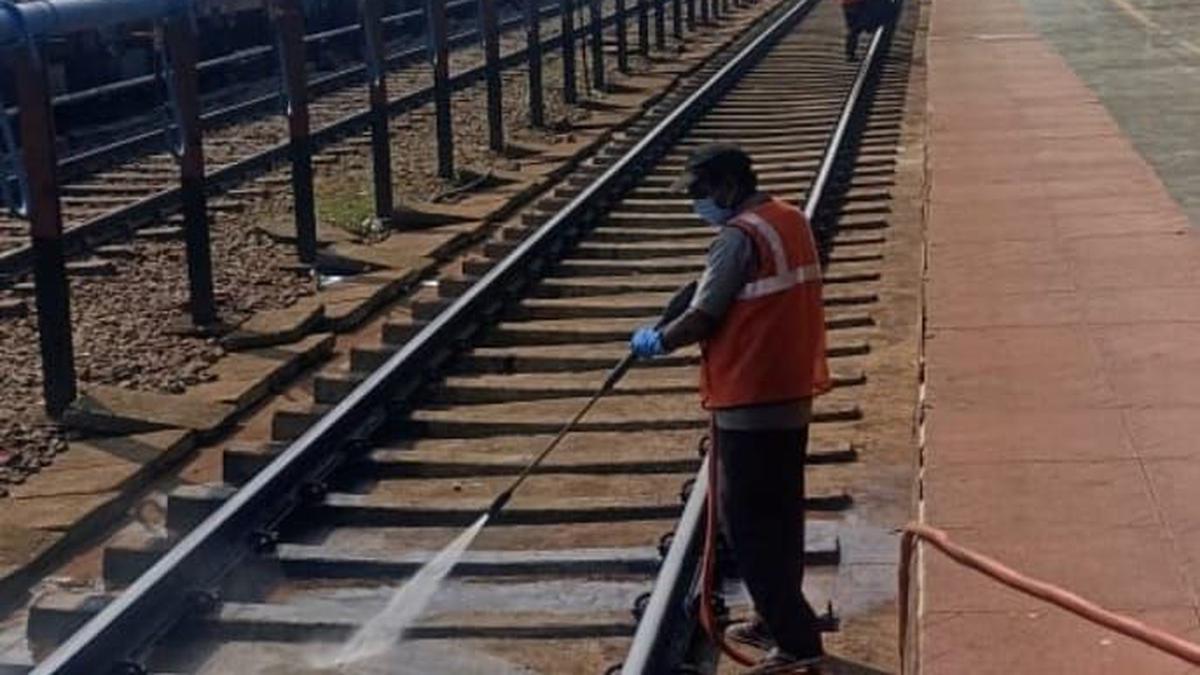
[1050,193,1181,221]
[925,260,1076,297]
[926,288,1084,330]
[923,524,1191,614]
[921,608,1199,675]
[1141,459,1200,536]
[922,460,1161,535]
[923,326,1119,410]
[926,202,1056,244]
[1054,210,1190,241]
[923,408,1135,466]
[1092,324,1200,407]
[1067,233,1200,290]
[1122,409,1200,461]
[926,242,1077,295]
[927,238,1067,271]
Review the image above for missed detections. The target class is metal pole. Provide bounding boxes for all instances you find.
[161,15,216,327]
[672,0,682,39]
[524,0,544,127]
[560,0,577,104]
[686,0,695,30]
[699,0,708,26]
[360,0,394,222]
[427,0,454,178]
[615,0,629,73]
[637,0,648,56]
[588,0,604,91]
[480,0,504,151]
[654,0,665,50]
[273,0,318,264]
[12,45,76,417]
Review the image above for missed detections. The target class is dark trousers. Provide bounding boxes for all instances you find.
[716,426,824,659]
[844,0,893,58]
[843,4,868,59]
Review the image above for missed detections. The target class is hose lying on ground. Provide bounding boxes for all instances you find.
[698,422,757,666]
[899,522,1200,671]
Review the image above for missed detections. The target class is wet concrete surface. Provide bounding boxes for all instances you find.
[1020,0,1200,226]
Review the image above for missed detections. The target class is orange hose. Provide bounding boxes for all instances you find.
[899,522,1200,672]
[699,423,757,666]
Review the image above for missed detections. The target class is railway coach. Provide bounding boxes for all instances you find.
[0,0,400,125]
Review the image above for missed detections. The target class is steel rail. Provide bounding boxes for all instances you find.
[804,4,892,224]
[0,0,621,279]
[618,6,897,673]
[28,0,808,670]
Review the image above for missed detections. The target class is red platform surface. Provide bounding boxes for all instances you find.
[919,0,1200,672]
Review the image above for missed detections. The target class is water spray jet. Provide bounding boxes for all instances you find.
[314,282,697,671]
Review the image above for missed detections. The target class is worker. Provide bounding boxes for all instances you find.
[842,0,869,61]
[630,144,831,674]
[844,0,894,61]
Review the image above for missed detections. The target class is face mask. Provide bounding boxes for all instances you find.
[693,197,734,225]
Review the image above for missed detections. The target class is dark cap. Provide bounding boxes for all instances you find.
[669,143,753,194]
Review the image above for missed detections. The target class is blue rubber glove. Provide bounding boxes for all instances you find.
[630,327,666,359]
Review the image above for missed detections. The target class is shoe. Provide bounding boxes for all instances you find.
[744,648,826,674]
[725,619,775,651]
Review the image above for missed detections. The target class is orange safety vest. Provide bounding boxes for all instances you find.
[699,198,832,410]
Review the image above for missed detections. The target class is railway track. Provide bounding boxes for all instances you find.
[12,0,910,671]
[0,0,659,278]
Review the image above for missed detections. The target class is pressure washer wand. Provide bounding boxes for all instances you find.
[486,281,698,520]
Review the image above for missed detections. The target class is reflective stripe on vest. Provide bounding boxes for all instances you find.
[732,212,823,300]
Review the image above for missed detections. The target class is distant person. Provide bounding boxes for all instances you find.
[843,0,893,61]
[630,144,832,674]
[842,0,870,61]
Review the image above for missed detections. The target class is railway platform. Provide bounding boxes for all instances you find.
[917,0,1200,672]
